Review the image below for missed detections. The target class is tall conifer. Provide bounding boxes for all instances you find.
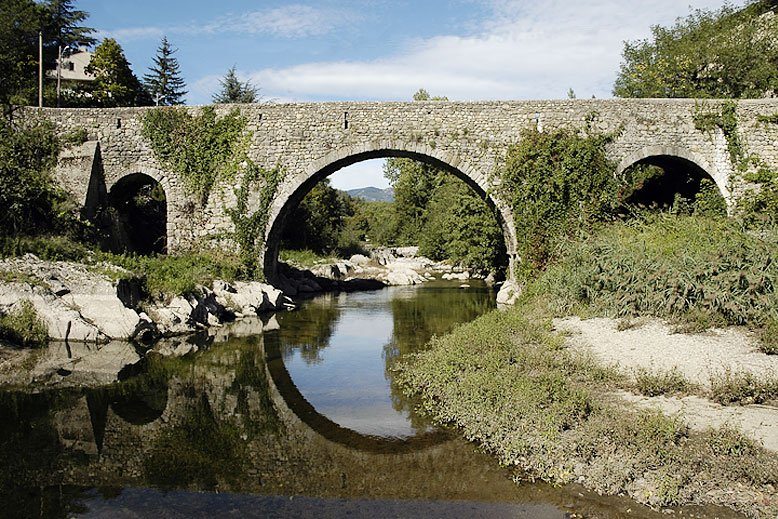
[144,36,187,106]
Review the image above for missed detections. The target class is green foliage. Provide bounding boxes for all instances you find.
[758,113,778,125]
[227,163,284,277]
[60,127,88,147]
[86,38,150,107]
[497,126,620,275]
[212,66,259,104]
[0,0,95,106]
[418,178,506,272]
[634,368,692,397]
[0,0,41,105]
[384,158,441,244]
[0,300,48,348]
[692,101,743,167]
[279,249,339,268]
[759,320,778,354]
[739,163,778,225]
[709,370,778,405]
[0,234,91,261]
[614,1,778,98]
[398,291,778,514]
[281,179,360,256]
[345,199,395,245]
[143,36,187,106]
[693,178,728,216]
[0,117,86,237]
[142,106,248,204]
[538,215,778,337]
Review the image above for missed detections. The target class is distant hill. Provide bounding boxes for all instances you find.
[346,187,394,202]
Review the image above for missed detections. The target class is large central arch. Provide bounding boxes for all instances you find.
[262,143,518,281]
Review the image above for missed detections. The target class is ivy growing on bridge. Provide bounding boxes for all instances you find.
[496,126,624,277]
[141,106,249,204]
[692,101,778,224]
[226,163,284,277]
[142,106,284,275]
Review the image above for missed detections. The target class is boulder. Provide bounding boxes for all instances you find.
[349,254,370,266]
[496,280,522,306]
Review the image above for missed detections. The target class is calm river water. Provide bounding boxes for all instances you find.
[0,281,742,518]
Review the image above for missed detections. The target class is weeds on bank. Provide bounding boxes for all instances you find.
[709,370,778,405]
[279,249,340,269]
[0,301,48,348]
[634,368,694,397]
[536,214,778,351]
[398,297,778,515]
[0,235,246,299]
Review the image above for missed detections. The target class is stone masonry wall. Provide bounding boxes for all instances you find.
[27,98,778,278]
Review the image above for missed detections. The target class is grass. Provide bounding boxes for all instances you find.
[398,214,778,516]
[536,213,778,350]
[634,368,693,397]
[709,370,778,405]
[0,301,48,348]
[397,296,778,516]
[279,249,340,268]
[0,235,247,299]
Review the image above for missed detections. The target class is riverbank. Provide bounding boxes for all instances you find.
[398,215,778,518]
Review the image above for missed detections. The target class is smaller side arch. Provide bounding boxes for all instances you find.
[616,145,730,204]
[106,171,168,254]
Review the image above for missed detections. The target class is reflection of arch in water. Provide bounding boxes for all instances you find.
[263,335,451,454]
[264,144,517,282]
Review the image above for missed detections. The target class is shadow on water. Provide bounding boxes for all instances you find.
[0,282,747,518]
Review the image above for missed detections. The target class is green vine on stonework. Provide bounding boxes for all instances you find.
[226,163,284,277]
[141,106,249,205]
[757,113,778,125]
[692,100,744,170]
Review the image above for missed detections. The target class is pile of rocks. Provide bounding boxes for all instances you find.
[0,255,295,344]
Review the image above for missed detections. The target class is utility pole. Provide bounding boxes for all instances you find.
[57,45,62,108]
[38,31,43,108]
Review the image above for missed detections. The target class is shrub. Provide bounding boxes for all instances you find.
[497,126,622,277]
[709,370,778,405]
[0,300,48,348]
[537,214,778,335]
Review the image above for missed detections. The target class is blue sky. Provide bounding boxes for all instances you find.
[83,0,742,189]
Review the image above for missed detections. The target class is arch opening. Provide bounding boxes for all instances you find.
[619,152,727,215]
[106,173,167,255]
[264,149,513,283]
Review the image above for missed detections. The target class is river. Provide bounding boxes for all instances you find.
[0,281,741,518]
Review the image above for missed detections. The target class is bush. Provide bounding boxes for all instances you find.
[709,370,778,405]
[497,126,621,276]
[537,214,778,338]
[0,300,48,348]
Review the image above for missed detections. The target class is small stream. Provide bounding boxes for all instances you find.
[0,281,744,518]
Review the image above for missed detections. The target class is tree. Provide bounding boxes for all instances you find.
[144,36,187,106]
[0,0,41,105]
[41,0,95,63]
[614,1,778,98]
[86,38,150,107]
[212,66,259,104]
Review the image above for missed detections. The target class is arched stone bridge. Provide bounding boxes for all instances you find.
[36,98,778,279]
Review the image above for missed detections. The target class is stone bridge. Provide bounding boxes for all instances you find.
[34,98,778,279]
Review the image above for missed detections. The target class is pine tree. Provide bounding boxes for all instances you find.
[144,36,187,106]
[42,0,96,61]
[212,66,259,104]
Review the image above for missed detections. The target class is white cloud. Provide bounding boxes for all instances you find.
[101,4,355,42]
[205,5,355,38]
[242,0,745,101]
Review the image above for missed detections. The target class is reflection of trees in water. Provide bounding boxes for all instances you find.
[0,338,284,502]
[275,293,341,365]
[385,285,496,425]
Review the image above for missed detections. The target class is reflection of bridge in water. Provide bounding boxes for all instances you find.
[0,325,681,518]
